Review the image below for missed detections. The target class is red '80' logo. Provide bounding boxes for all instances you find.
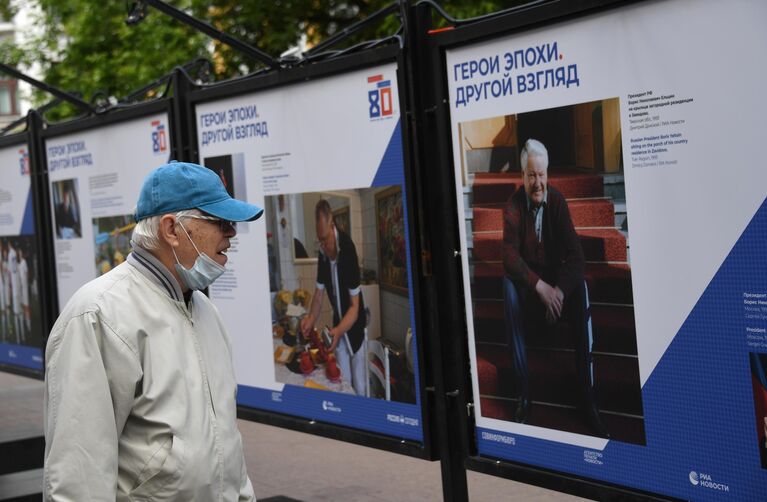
[151,120,167,154]
[367,74,393,119]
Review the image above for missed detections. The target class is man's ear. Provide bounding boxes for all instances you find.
[158,214,180,248]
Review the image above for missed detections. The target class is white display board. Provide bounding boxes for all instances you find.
[0,142,44,370]
[196,63,424,440]
[47,113,171,307]
[445,0,767,499]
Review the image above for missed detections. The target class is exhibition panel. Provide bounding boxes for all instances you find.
[189,49,429,452]
[6,2,766,498]
[434,0,767,499]
[0,135,44,372]
[42,102,174,310]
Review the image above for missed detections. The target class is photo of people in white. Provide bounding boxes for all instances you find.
[0,237,41,347]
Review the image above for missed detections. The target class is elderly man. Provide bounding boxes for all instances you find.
[54,188,80,239]
[300,199,367,396]
[502,139,608,438]
[44,161,262,501]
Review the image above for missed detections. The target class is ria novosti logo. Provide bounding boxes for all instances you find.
[18,148,29,175]
[367,74,393,120]
[151,120,168,155]
[689,470,729,492]
[322,400,342,413]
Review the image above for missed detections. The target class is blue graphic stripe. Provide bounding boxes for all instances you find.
[237,384,423,442]
[0,343,44,371]
[20,188,35,235]
[370,119,404,187]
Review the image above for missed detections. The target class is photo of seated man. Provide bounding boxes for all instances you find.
[503,138,608,438]
[301,199,367,396]
[53,179,82,239]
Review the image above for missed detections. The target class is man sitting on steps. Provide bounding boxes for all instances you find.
[502,138,609,438]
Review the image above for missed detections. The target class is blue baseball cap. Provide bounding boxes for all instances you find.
[135,161,263,222]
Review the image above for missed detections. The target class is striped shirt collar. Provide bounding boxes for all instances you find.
[127,242,184,302]
[526,189,547,243]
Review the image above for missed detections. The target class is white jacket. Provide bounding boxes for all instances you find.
[44,245,255,501]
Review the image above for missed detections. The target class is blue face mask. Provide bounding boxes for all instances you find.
[172,220,226,291]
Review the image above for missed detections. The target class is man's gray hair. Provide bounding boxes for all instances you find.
[131,208,202,250]
[520,138,549,172]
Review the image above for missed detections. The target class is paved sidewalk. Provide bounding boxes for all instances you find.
[241,419,587,501]
[0,371,44,443]
[1,370,586,501]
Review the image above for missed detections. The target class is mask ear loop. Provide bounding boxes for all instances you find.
[172,219,202,265]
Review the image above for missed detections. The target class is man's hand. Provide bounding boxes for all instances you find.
[535,280,564,323]
[299,316,314,337]
[327,327,342,353]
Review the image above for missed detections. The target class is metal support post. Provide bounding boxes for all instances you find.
[26,110,60,349]
[400,2,472,501]
[0,63,95,114]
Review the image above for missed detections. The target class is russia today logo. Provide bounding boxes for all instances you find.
[689,470,729,492]
[367,74,393,120]
[151,120,167,155]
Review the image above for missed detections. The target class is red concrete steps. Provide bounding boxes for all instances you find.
[569,199,617,228]
[529,351,643,415]
[473,198,616,232]
[476,356,499,396]
[584,263,633,304]
[589,304,638,353]
[471,301,637,354]
[473,228,627,262]
[470,318,511,346]
[471,206,503,233]
[479,396,515,422]
[472,262,633,304]
[473,171,604,205]
[470,262,503,300]
[478,396,646,444]
[475,344,643,416]
[578,228,628,262]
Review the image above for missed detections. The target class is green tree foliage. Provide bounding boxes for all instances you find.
[0,0,529,120]
[0,0,208,120]
[189,1,529,78]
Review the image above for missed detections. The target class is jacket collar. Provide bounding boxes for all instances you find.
[127,242,185,302]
